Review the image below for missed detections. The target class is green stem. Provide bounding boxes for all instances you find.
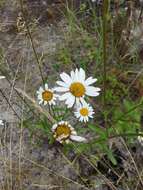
[92,132,143,144]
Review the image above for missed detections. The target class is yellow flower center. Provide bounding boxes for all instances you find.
[55,124,71,138]
[42,90,53,101]
[69,82,85,97]
[80,108,89,116]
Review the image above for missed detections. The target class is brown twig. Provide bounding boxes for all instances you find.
[0,89,21,120]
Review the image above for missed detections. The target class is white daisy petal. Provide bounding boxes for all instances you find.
[59,92,71,101]
[60,72,72,84]
[94,87,101,91]
[85,77,97,86]
[56,81,69,88]
[74,68,79,81]
[70,70,75,80]
[0,120,4,125]
[79,97,87,105]
[85,117,88,122]
[39,87,44,93]
[54,87,68,92]
[65,139,70,144]
[71,130,77,135]
[75,98,80,106]
[39,100,43,104]
[45,83,48,90]
[79,68,85,81]
[65,94,75,108]
[64,121,68,125]
[61,121,65,125]
[37,94,42,98]
[52,124,57,132]
[85,86,100,97]
[70,135,87,142]
[83,118,86,123]
[44,101,47,105]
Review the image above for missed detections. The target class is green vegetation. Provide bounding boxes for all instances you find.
[0,0,143,190]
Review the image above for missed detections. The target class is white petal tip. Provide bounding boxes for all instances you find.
[70,135,87,142]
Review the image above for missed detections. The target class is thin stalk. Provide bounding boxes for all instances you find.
[0,89,21,120]
[121,139,143,187]
[90,132,143,145]
[19,0,45,85]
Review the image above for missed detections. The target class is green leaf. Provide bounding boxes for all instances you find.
[102,145,117,166]
[106,149,117,166]
[88,125,108,140]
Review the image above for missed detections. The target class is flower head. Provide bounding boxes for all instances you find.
[74,102,94,123]
[55,68,100,108]
[52,121,87,144]
[37,83,57,106]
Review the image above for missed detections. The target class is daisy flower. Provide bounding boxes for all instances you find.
[52,121,87,144]
[37,83,57,106]
[74,102,94,123]
[55,68,100,108]
[0,76,5,79]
